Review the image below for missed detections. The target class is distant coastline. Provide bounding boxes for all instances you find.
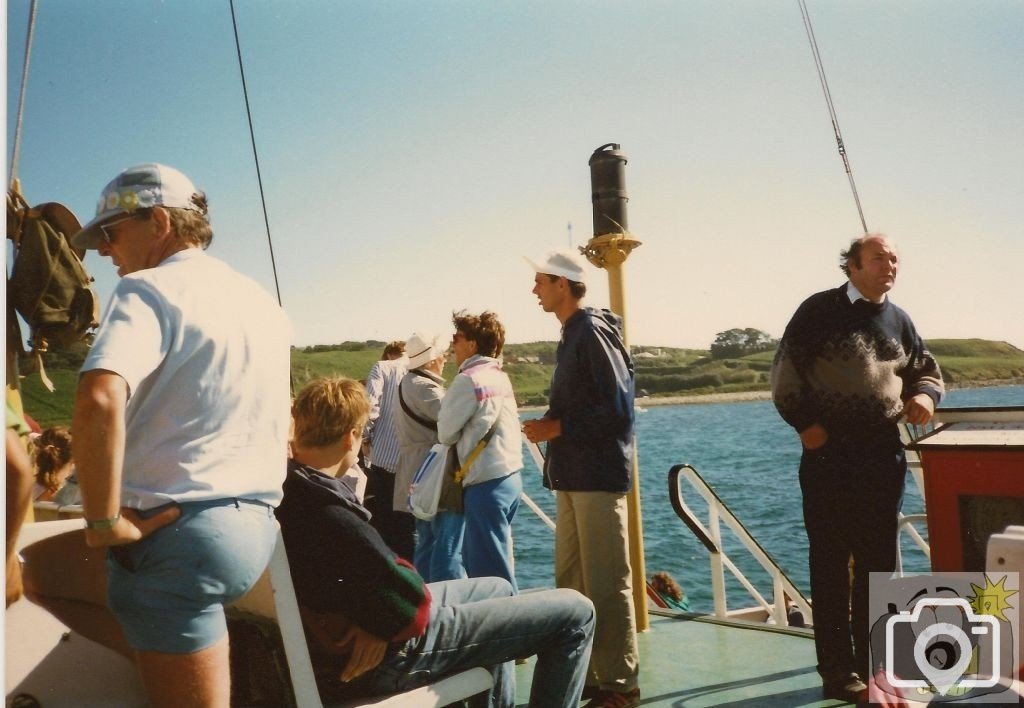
[637,377,1024,408]
[639,390,771,407]
[521,390,772,413]
[521,378,1024,413]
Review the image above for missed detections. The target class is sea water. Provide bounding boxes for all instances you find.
[512,384,1024,611]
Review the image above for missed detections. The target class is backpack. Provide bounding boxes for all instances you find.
[7,191,100,390]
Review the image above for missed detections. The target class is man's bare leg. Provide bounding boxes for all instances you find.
[136,634,230,708]
[21,529,133,658]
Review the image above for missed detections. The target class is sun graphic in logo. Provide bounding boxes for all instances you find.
[968,574,1017,622]
[119,190,140,212]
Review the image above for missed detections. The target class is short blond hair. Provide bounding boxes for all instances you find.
[292,377,369,449]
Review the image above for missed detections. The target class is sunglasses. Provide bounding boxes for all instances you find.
[99,212,145,243]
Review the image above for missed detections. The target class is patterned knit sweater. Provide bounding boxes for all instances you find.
[275,461,431,644]
[771,284,944,442]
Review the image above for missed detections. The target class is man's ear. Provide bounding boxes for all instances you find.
[150,206,173,238]
[344,427,361,452]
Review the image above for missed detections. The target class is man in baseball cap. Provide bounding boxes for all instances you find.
[72,162,208,251]
[27,162,292,705]
[524,249,588,285]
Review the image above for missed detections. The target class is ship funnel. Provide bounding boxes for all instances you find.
[589,143,629,236]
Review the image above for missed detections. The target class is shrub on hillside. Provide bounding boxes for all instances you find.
[722,369,759,385]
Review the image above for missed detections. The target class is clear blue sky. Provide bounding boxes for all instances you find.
[7,1,1022,351]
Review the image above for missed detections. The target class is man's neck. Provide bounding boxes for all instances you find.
[556,300,581,325]
[291,446,345,478]
[846,280,886,305]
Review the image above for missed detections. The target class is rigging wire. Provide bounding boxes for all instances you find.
[797,0,869,234]
[9,0,39,188]
[229,0,284,308]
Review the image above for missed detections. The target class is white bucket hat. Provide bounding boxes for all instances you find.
[525,249,587,283]
[406,332,445,369]
[71,163,205,250]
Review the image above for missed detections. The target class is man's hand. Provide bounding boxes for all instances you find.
[522,417,561,444]
[799,423,829,451]
[903,393,935,426]
[337,625,387,682]
[84,505,182,548]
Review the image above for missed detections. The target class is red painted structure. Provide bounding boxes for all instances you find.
[909,421,1024,572]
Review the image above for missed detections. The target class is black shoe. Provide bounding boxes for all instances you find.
[822,672,867,704]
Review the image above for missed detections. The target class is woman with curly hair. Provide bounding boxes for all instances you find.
[438,310,524,591]
[32,426,77,503]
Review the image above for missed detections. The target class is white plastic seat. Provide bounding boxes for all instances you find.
[232,529,494,708]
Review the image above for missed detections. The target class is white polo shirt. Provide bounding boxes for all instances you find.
[83,248,292,509]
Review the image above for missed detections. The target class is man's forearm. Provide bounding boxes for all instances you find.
[73,371,128,522]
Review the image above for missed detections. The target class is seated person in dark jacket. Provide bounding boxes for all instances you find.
[277,377,595,707]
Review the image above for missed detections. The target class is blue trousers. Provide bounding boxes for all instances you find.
[414,512,466,583]
[350,577,594,708]
[464,472,522,592]
[799,436,906,680]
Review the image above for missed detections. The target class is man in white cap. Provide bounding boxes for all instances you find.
[522,249,640,708]
[23,163,292,706]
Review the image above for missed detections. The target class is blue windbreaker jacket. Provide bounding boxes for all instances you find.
[542,307,635,493]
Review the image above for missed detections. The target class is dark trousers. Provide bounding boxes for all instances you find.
[364,464,416,561]
[799,436,906,681]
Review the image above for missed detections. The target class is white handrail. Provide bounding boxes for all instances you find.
[522,441,557,531]
[669,464,813,625]
[896,512,930,577]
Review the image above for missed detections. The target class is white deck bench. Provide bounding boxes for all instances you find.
[232,530,494,707]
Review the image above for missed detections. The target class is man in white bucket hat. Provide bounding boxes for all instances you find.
[25,163,292,706]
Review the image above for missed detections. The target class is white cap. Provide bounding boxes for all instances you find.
[406,332,446,369]
[71,163,205,250]
[525,249,587,283]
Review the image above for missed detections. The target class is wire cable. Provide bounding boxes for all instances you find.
[798,0,868,234]
[9,0,39,187]
[229,0,284,308]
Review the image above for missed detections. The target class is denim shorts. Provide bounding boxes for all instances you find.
[106,498,277,653]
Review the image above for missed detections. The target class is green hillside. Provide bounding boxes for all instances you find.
[15,338,1024,428]
[925,339,1024,385]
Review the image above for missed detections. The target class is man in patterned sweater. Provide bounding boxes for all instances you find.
[771,233,943,703]
[278,377,595,706]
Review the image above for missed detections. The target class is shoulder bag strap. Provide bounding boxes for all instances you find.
[453,416,501,484]
[397,377,437,432]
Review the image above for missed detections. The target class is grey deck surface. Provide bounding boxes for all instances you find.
[515,610,855,707]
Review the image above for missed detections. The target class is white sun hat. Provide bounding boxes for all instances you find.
[406,332,446,369]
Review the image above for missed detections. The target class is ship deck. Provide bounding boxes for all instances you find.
[516,609,854,708]
[5,602,849,707]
